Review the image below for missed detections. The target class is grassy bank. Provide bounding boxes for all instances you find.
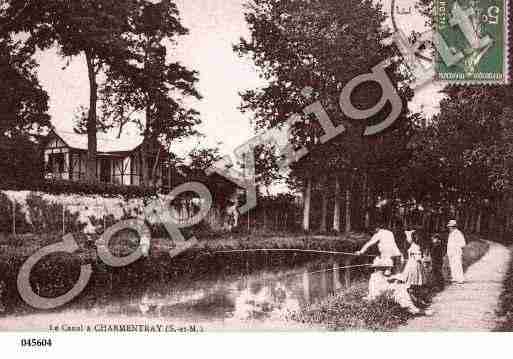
[0,231,371,316]
[290,236,490,331]
[494,246,513,331]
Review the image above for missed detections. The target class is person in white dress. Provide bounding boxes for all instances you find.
[400,230,427,286]
[447,220,466,284]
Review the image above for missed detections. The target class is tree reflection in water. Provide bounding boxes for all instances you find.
[124,258,363,323]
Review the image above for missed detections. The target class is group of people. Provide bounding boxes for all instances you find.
[355,219,467,315]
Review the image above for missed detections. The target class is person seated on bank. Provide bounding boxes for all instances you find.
[387,274,433,316]
[365,257,394,301]
[365,257,432,316]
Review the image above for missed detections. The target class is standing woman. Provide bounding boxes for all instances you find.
[400,230,427,286]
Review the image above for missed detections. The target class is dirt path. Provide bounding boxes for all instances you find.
[400,241,510,331]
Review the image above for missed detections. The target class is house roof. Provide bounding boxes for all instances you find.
[53,130,144,153]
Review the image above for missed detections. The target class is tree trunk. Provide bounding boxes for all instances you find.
[471,208,478,233]
[487,211,492,235]
[476,207,482,234]
[421,211,428,231]
[151,145,161,187]
[233,196,240,228]
[303,177,312,232]
[85,51,98,182]
[320,176,328,233]
[333,176,341,232]
[464,208,471,231]
[506,210,511,234]
[365,177,372,229]
[141,117,149,187]
[263,204,267,230]
[361,172,368,229]
[344,176,352,233]
[501,197,508,238]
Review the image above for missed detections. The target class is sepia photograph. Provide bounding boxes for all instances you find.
[0,0,512,354]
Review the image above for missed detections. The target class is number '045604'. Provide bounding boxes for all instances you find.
[20,338,53,347]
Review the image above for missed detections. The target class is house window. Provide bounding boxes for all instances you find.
[48,153,65,173]
[131,154,141,185]
[112,158,124,185]
[100,159,111,183]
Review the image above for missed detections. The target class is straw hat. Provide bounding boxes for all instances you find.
[447,219,457,227]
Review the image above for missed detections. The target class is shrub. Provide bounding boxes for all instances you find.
[495,248,513,331]
[2,179,160,199]
[0,192,31,234]
[289,285,413,331]
[26,193,64,233]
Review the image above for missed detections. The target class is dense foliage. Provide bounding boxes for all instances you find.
[235,0,513,240]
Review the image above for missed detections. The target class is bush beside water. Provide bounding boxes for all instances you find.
[289,284,413,331]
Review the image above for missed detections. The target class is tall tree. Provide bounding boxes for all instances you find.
[236,0,414,232]
[101,0,201,185]
[0,37,49,136]
[0,35,50,185]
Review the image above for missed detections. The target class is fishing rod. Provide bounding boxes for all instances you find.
[215,248,377,257]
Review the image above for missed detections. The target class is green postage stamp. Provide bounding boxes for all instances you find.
[435,0,509,84]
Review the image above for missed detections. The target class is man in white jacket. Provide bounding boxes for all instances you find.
[447,220,466,284]
[356,223,403,274]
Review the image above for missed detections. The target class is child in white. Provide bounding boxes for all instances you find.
[400,230,427,286]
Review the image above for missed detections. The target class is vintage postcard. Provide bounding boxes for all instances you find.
[0,0,513,354]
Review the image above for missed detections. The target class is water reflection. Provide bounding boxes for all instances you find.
[112,257,365,323]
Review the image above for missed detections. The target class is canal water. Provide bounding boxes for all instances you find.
[95,256,369,324]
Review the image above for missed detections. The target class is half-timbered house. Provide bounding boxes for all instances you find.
[43,129,171,187]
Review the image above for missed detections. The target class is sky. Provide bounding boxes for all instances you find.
[34,0,444,160]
